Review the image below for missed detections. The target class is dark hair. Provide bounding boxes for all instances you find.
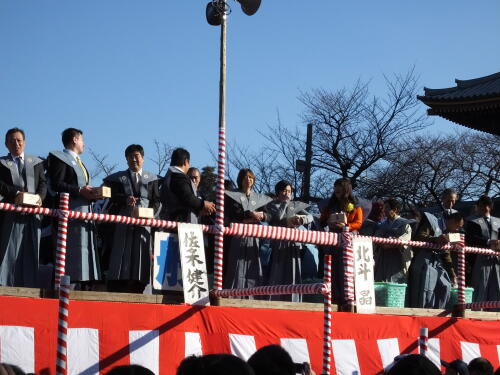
[368,201,385,222]
[477,195,494,210]
[5,128,25,144]
[274,180,292,196]
[247,345,295,375]
[441,188,457,198]
[170,148,190,167]
[444,211,464,222]
[387,354,441,375]
[441,359,469,375]
[187,167,200,176]
[237,168,256,190]
[124,144,144,158]
[384,198,402,213]
[105,365,154,375]
[328,177,356,211]
[468,357,494,375]
[0,363,26,375]
[61,128,83,148]
[177,354,255,375]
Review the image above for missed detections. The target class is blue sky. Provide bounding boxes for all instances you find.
[1,1,499,179]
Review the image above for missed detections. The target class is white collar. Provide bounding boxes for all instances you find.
[64,149,80,159]
[173,166,185,174]
[10,152,24,160]
[129,169,143,176]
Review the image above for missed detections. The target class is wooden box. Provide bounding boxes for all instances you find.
[328,212,347,225]
[133,207,154,219]
[16,192,40,206]
[444,232,462,243]
[94,186,111,199]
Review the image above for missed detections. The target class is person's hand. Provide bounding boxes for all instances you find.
[251,211,265,222]
[490,239,500,251]
[329,222,345,230]
[79,185,97,200]
[35,194,42,207]
[435,234,449,246]
[202,200,216,215]
[127,196,138,206]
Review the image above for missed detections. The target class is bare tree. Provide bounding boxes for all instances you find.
[299,68,430,187]
[149,139,174,176]
[87,148,118,180]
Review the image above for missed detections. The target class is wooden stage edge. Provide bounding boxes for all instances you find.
[0,286,498,321]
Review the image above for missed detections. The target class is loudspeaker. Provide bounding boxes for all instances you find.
[206,1,222,26]
[237,0,261,16]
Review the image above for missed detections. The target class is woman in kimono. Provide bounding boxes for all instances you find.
[407,211,463,308]
[266,180,313,302]
[103,145,160,293]
[373,198,412,283]
[319,177,363,305]
[223,169,272,294]
[0,128,46,287]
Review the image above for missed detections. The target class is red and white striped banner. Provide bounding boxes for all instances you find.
[0,296,499,375]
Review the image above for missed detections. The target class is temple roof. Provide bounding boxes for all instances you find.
[418,72,500,135]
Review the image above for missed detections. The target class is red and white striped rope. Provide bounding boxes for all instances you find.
[322,255,333,375]
[0,202,56,217]
[54,194,70,290]
[213,126,226,290]
[456,234,466,306]
[419,327,428,356]
[210,283,330,298]
[56,275,70,375]
[463,301,500,310]
[342,227,355,305]
[355,235,498,256]
[227,223,339,246]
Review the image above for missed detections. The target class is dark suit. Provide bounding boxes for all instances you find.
[160,166,204,223]
[465,215,500,303]
[0,154,47,287]
[47,151,100,282]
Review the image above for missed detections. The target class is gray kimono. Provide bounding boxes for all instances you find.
[408,212,451,309]
[466,215,500,303]
[104,170,159,283]
[266,200,313,302]
[49,151,100,282]
[374,216,412,283]
[0,155,44,287]
[223,190,272,295]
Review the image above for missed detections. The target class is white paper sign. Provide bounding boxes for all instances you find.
[177,223,210,306]
[352,237,376,314]
[153,232,183,291]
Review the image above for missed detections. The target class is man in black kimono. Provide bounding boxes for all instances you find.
[0,128,46,287]
[103,144,160,293]
[47,128,101,288]
[160,148,215,223]
[465,195,500,304]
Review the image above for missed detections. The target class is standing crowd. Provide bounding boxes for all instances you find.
[0,127,498,308]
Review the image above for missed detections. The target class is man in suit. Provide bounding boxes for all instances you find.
[465,195,499,303]
[0,128,47,287]
[47,128,101,289]
[160,148,215,223]
[103,144,160,293]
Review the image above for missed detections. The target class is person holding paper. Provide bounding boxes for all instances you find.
[0,128,46,287]
[47,128,101,288]
[103,144,160,293]
[223,168,272,293]
[266,180,313,302]
[318,177,363,305]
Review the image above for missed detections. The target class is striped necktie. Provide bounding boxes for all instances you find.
[76,156,89,184]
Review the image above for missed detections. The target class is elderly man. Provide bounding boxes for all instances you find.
[48,128,101,288]
[0,128,46,287]
[160,148,215,223]
[103,144,160,293]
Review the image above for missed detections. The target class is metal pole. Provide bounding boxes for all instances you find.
[303,123,313,201]
[213,3,227,289]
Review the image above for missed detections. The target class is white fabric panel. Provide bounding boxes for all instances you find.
[229,334,257,361]
[0,325,35,374]
[129,330,160,375]
[332,339,361,375]
[377,338,400,368]
[68,328,100,375]
[185,332,203,357]
[280,338,310,364]
[427,338,441,369]
[497,345,500,366]
[461,342,481,364]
